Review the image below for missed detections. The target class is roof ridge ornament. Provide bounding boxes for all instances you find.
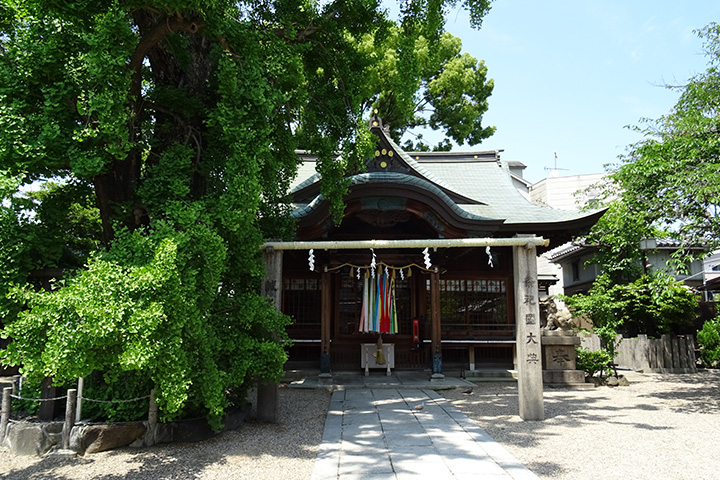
[369,109,389,133]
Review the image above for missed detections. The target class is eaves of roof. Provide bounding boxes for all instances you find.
[547,242,597,263]
[292,171,498,223]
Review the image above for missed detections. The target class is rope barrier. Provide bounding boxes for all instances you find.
[10,393,149,404]
[10,393,67,402]
[80,395,150,404]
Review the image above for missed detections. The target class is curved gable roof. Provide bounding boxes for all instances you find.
[290,116,605,242]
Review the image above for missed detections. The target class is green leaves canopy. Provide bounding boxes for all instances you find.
[612,23,720,249]
[361,29,495,151]
[1,0,493,425]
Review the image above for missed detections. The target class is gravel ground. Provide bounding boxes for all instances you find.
[442,369,720,480]
[0,386,331,480]
[2,371,719,479]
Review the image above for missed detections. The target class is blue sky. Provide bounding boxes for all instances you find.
[407,1,720,183]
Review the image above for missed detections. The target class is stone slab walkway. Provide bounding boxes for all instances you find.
[311,388,540,480]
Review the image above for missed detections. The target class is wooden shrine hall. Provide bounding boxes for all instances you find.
[262,116,603,384]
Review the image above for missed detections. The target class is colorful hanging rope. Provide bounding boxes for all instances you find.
[359,268,398,334]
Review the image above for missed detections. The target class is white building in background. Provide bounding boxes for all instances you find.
[529,173,608,298]
[530,173,607,210]
[705,251,720,283]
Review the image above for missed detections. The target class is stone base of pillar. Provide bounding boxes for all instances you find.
[430,373,445,382]
[320,353,331,374]
[256,382,279,423]
[542,331,588,388]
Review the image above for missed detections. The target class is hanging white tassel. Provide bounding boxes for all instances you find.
[400,268,405,280]
[357,267,361,280]
[308,249,315,271]
[423,247,432,269]
[370,249,377,278]
[486,245,494,268]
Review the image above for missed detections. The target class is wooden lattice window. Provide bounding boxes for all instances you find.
[283,278,321,330]
[435,279,509,337]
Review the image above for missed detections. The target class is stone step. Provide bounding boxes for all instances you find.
[459,369,518,381]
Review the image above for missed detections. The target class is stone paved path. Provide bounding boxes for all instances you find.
[311,388,540,479]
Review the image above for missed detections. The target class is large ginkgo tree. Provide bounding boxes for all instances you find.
[0,0,493,425]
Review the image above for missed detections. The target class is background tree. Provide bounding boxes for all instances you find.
[357,29,495,151]
[0,0,493,425]
[560,19,720,346]
[612,22,720,252]
[582,194,657,285]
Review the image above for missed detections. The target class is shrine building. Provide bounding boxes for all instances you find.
[262,116,603,396]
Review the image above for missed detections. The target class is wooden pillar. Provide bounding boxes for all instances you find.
[320,270,332,375]
[38,377,57,421]
[513,238,544,421]
[430,270,443,378]
[259,247,283,422]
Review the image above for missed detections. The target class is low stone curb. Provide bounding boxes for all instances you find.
[2,406,249,457]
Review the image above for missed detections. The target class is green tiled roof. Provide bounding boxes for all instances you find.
[291,127,602,228]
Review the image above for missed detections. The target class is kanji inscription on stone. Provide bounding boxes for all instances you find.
[552,349,571,367]
[527,352,539,364]
[525,313,536,325]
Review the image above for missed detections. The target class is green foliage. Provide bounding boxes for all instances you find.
[583,195,659,284]
[0,0,493,426]
[621,271,699,337]
[11,377,43,417]
[611,23,720,252]
[80,372,152,422]
[697,317,720,367]
[360,29,495,151]
[575,347,613,378]
[563,271,699,347]
[561,274,624,360]
[0,172,33,322]
[2,224,291,426]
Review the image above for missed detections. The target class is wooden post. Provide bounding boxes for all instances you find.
[63,389,77,450]
[364,344,370,376]
[688,335,698,371]
[430,270,443,378]
[320,270,332,375]
[38,377,56,421]
[145,389,158,446]
[257,382,279,423]
[661,334,672,370]
[1,387,11,442]
[75,377,84,423]
[513,238,544,421]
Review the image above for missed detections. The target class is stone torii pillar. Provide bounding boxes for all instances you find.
[513,236,545,421]
[258,247,283,422]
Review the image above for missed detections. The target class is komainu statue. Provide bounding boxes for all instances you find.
[539,296,575,332]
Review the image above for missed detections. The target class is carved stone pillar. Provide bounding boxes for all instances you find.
[513,238,544,421]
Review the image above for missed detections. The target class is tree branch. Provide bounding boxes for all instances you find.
[129,13,206,111]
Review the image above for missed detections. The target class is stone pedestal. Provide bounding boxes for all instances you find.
[541,331,587,387]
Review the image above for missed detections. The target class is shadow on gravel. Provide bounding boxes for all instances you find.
[0,447,200,480]
[441,371,720,450]
[635,370,720,415]
[1,387,331,480]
